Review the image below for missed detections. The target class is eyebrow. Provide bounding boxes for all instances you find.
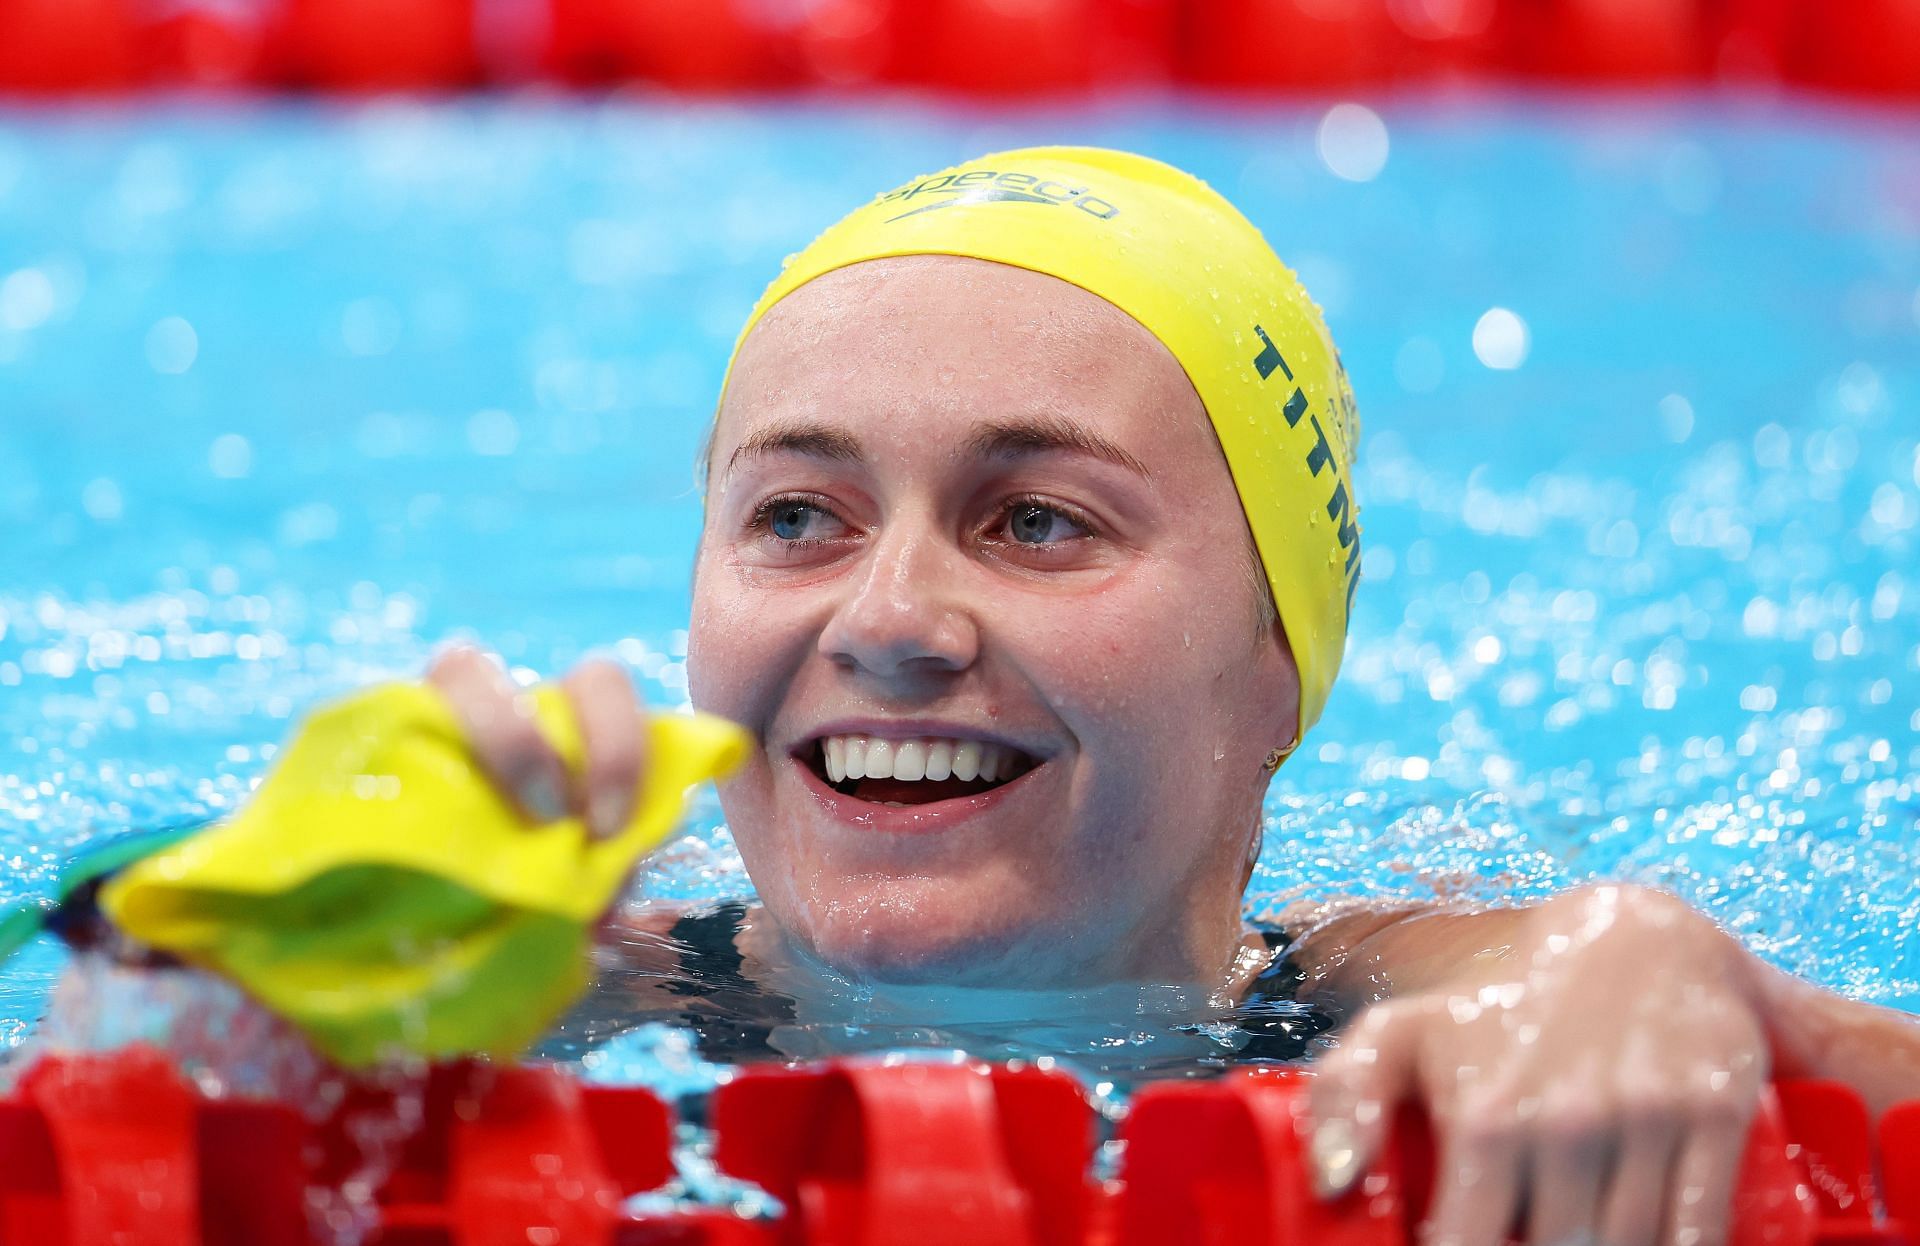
[722,413,1152,479]
[725,421,866,476]
[964,415,1151,479]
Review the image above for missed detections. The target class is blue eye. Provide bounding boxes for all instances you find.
[755,497,850,546]
[769,501,822,541]
[1007,502,1085,545]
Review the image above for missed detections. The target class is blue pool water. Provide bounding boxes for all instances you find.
[2,92,1917,1070]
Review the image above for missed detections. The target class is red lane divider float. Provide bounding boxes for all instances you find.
[710,1060,1096,1246]
[1118,1069,1829,1246]
[1180,0,1414,92]
[544,0,795,92]
[0,0,1914,97]
[0,1047,722,1246]
[0,1048,307,1246]
[3,1047,1919,1246]
[1787,0,1920,97]
[143,2,275,89]
[1506,0,1706,82]
[1882,1101,1920,1242]
[274,0,478,91]
[0,0,138,92]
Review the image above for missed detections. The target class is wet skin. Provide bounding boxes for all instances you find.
[686,255,1296,988]
[421,257,1920,1246]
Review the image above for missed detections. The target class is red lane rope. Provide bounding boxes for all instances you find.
[0,0,1914,99]
[3,1048,1917,1246]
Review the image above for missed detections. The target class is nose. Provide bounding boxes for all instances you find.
[817,518,979,680]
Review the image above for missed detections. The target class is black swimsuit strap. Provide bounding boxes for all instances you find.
[1236,923,1338,1063]
[658,907,1333,1065]
[663,901,751,996]
[664,901,795,1058]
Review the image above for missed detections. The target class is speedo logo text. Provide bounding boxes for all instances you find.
[880,170,1121,223]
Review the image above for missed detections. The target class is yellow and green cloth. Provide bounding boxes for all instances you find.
[3,683,746,1069]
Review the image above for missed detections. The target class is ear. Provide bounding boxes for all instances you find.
[1241,819,1265,893]
[1258,615,1304,762]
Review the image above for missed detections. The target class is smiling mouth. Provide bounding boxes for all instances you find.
[803,735,1038,807]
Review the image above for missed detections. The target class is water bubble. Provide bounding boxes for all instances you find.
[208,434,253,479]
[1658,393,1694,442]
[466,409,520,457]
[1316,104,1390,183]
[1870,483,1913,531]
[1753,423,1791,469]
[81,478,123,521]
[277,502,339,546]
[1471,307,1528,370]
[145,316,198,374]
[1835,362,1884,418]
[0,268,55,331]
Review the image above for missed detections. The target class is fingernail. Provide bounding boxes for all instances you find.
[587,791,628,839]
[1308,1117,1365,1200]
[521,776,566,824]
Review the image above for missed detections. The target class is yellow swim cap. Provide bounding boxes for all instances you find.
[100,684,749,1068]
[726,147,1360,742]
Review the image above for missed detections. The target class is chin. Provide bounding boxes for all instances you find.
[790,881,1042,987]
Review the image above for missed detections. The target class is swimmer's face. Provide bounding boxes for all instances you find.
[689,256,1299,987]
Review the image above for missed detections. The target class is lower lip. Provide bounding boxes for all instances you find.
[790,752,1040,834]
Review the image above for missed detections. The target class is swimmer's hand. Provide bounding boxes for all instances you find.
[1304,884,1770,1246]
[427,645,648,840]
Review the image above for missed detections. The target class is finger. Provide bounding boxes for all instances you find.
[426,645,571,824]
[1599,1112,1683,1246]
[1664,1121,1748,1246]
[1307,999,1425,1199]
[562,657,648,840]
[1422,1111,1524,1246]
[1525,1102,1611,1246]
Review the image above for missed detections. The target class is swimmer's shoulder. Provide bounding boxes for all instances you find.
[540,899,792,1059]
[1247,894,1437,1007]
[597,899,792,993]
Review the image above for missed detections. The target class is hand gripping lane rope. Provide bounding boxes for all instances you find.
[2,1051,1917,1246]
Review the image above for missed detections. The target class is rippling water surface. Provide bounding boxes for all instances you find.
[2,94,1916,1077]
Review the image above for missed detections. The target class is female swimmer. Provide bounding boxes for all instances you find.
[428,148,1920,1246]
[27,147,1920,1246]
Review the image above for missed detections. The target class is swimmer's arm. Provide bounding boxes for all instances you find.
[1289,890,1920,1115]
[1280,896,1523,1015]
[1744,958,1920,1116]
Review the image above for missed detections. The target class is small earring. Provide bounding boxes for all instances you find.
[1262,741,1296,772]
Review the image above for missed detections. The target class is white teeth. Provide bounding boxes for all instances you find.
[817,734,1029,788]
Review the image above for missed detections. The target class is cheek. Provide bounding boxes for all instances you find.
[687,560,804,722]
[1007,569,1267,859]
[1018,576,1244,729]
